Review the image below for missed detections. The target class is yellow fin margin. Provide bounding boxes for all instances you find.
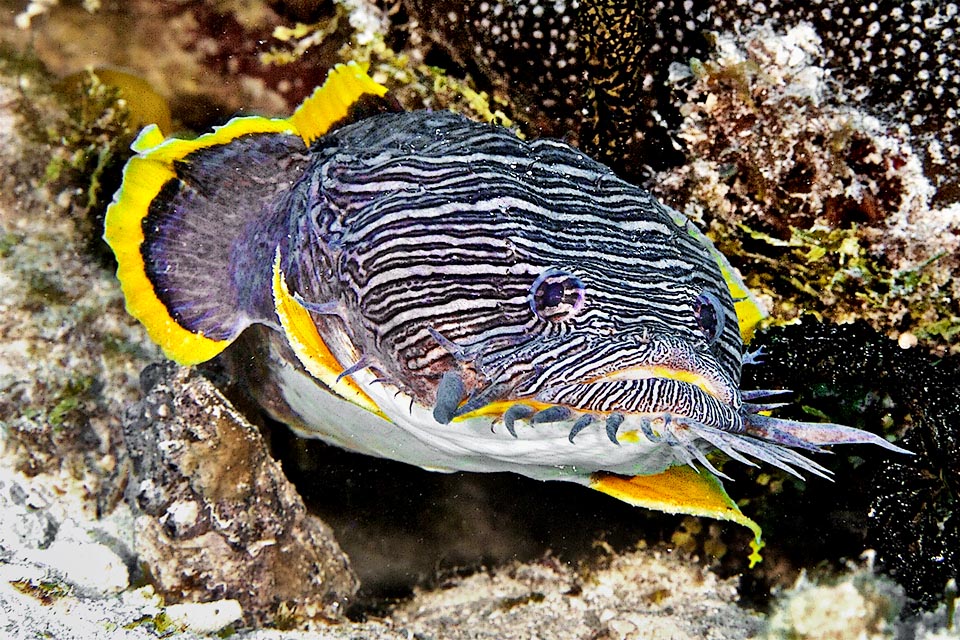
[590,467,764,566]
[104,62,387,365]
[718,261,766,343]
[290,61,390,146]
[271,250,387,419]
[104,117,296,365]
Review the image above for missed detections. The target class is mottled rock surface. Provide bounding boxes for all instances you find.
[123,362,359,625]
[393,549,763,640]
[403,0,960,205]
[0,51,360,633]
[653,24,959,349]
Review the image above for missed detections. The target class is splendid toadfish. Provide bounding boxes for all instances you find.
[104,63,909,561]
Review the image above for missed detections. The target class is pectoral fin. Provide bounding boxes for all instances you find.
[271,250,387,419]
[589,467,764,566]
[103,122,303,364]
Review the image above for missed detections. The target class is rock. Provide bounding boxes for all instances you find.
[122,362,359,626]
[34,534,129,595]
[392,548,765,640]
[764,568,905,640]
[0,466,133,598]
[165,599,243,634]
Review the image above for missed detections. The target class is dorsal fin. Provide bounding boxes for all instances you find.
[290,61,391,145]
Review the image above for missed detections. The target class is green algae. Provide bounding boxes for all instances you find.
[2,52,139,258]
[124,611,176,635]
[709,219,959,346]
[48,375,95,428]
[253,2,516,128]
[47,71,137,249]
[10,578,72,604]
[659,32,960,354]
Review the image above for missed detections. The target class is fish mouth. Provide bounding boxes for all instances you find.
[583,365,733,405]
[449,363,741,429]
[449,372,836,482]
[439,362,908,481]
[532,369,741,426]
[442,365,750,478]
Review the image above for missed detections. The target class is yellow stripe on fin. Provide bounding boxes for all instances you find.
[290,62,390,146]
[717,259,767,343]
[271,250,387,419]
[590,467,764,566]
[676,214,767,343]
[103,117,297,365]
[452,399,552,423]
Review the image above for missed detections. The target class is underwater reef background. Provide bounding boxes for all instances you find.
[0,0,958,637]
[406,0,960,200]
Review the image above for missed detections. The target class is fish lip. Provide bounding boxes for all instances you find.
[513,332,740,409]
[532,375,743,428]
[583,366,734,405]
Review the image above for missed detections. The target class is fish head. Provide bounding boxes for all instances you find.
[281,111,905,484]
[416,225,743,423]
[312,138,744,433]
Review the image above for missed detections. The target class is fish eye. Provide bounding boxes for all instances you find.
[694,291,726,344]
[529,269,585,322]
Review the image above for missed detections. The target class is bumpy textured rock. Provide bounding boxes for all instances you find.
[763,568,904,640]
[653,24,959,347]
[392,548,764,640]
[122,362,359,626]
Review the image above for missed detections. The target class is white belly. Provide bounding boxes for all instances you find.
[268,342,683,483]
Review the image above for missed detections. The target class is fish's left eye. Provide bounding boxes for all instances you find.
[529,269,585,322]
[694,291,726,344]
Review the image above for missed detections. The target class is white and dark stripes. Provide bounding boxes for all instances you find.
[288,110,742,419]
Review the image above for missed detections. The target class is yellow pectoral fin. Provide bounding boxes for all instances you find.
[590,467,764,567]
[104,117,299,365]
[105,130,235,365]
[271,251,386,419]
[714,257,766,343]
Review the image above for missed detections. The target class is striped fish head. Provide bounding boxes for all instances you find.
[103,63,909,549]
[303,112,747,448]
[414,214,745,425]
